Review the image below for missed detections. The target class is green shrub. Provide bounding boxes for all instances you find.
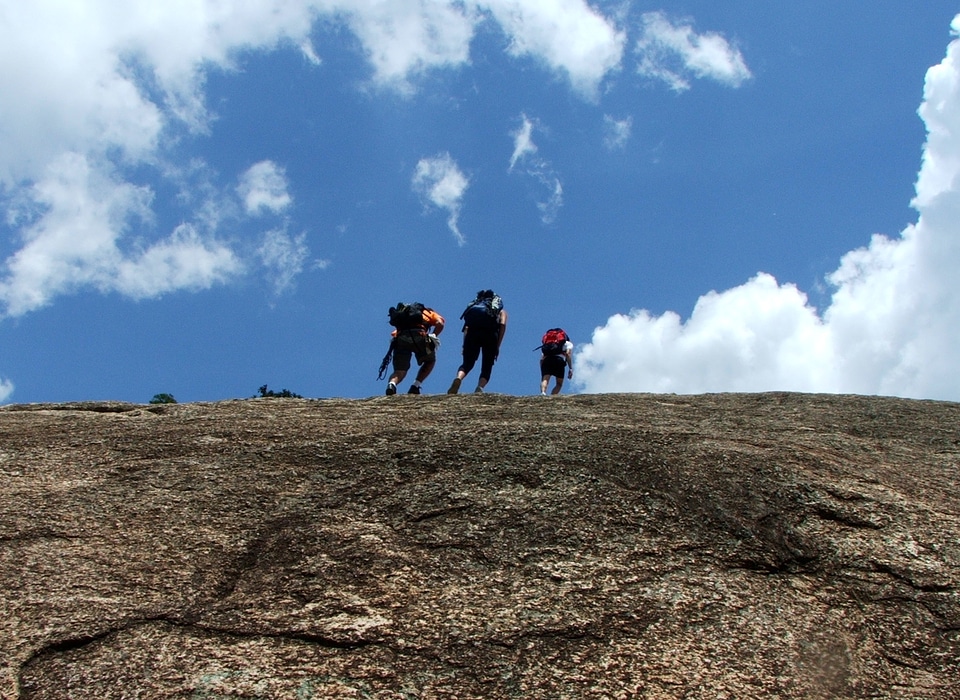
[254,384,303,399]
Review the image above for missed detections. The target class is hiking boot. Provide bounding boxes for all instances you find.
[407,385,421,394]
[385,382,397,396]
[474,386,484,393]
[447,377,461,394]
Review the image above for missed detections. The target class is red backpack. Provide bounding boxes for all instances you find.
[539,328,569,355]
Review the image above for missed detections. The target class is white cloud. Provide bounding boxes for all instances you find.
[578,17,960,401]
[577,274,835,394]
[332,0,626,96]
[0,153,241,318]
[412,153,470,245]
[300,39,322,66]
[0,2,321,186]
[0,0,739,325]
[335,0,477,93]
[114,223,243,299]
[603,115,632,149]
[0,0,634,320]
[238,161,293,216]
[0,378,13,404]
[258,228,310,295]
[0,1,318,318]
[480,0,625,98]
[509,114,538,171]
[537,177,564,225]
[507,114,563,224]
[636,11,751,92]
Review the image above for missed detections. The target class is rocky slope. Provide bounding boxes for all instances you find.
[1,392,958,699]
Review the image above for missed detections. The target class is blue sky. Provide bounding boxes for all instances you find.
[2,2,960,403]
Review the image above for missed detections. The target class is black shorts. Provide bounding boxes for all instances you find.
[540,354,567,379]
[458,329,499,380]
[392,332,436,371]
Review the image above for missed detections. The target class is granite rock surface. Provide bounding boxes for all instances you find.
[1,392,958,699]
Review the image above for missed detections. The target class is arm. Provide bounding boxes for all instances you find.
[496,310,508,348]
[424,309,445,336]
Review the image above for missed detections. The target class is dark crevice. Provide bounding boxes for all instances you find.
[0,531,91,544]
[872,562,955,593]
[411,504,472,523]
[812,506,883,530]
[41,629,116,655]
[21,614,378,674]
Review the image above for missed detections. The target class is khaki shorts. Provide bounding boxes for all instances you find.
[392,332,436,371]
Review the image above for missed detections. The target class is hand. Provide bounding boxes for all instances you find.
[567,369,573,379]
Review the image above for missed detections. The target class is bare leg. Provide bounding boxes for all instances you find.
[415,359,435,384]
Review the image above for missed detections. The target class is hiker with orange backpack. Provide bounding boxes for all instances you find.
[379,302,445,395]
[538,328,573,395]
[447,290,507,394]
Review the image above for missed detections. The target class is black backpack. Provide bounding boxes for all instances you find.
[460,291,503,331]
[389,302,426,330]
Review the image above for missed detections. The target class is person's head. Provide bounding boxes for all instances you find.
[478,289,494,300]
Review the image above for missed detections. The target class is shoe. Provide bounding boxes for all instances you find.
[474,386,484,393]
[447,377,461,394]
[408,385,421,394]
[385,382,397,396]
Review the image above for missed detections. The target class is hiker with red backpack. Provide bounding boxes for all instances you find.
[447,290,507,394]
[379,302,445,395]
[538,328,573,395]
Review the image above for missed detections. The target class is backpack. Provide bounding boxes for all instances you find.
[389,302,426,330]
[460,291,503,331]
[538,328,569,355]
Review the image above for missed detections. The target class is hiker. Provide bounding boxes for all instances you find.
[447,290,507,394]
[538,328,573,395]
[380,302,445,395]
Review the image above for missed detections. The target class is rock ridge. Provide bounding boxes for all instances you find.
[1,392,958,698]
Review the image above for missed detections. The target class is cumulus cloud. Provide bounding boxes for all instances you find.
[412,153,470,245]
[0,378,13,403]
[113,223,243,299]
[337,0,476,93]
[636,11,751,91]
[0,0,637,322]
[578,17,960,401]
[577,274,835,394]
[0,2,320,186]
[508,114,563,224]
[481,0,625,98]
[238,161,292,216]
[0,2,320,319]
[0,153,241,318]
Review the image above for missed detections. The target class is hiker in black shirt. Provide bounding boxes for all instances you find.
[447,290,507,394]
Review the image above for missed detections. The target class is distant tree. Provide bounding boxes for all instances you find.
[254,384,303,399]
[149,393,177,404]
